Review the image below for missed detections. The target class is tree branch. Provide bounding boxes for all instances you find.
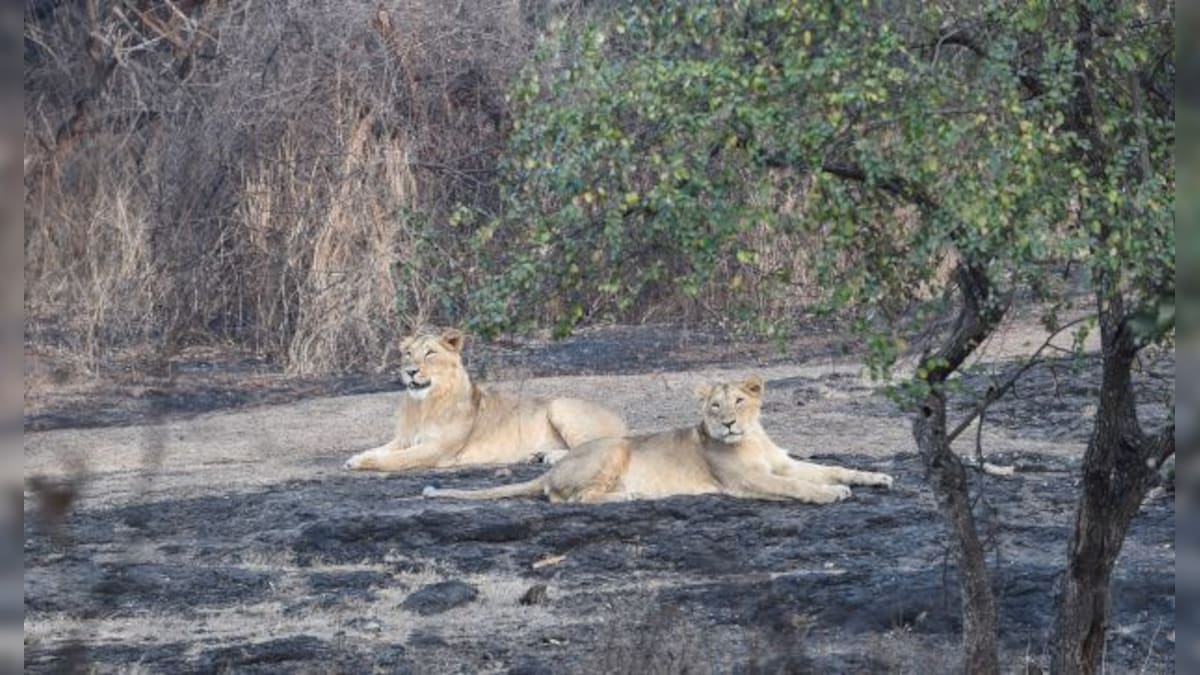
[915,25,1045,98]
[1151,423,1175,469]
[819,161,939,212]
[817,161,1006,384]
[936,27,986,58]
[947,315,1091,443]
[924,261,1008,383]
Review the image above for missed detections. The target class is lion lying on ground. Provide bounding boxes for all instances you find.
[423,375,893,503]
[344,329,627,472]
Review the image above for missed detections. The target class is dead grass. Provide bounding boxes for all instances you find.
[24,0,535,375]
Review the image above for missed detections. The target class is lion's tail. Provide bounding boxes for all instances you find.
[422,476,547,501]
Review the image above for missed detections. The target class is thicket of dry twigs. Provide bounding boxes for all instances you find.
[25,0,546,374]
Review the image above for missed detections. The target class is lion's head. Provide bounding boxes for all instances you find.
[399,329,468,399]
[695,375,765,443]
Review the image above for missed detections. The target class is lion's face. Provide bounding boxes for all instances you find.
[399,329,467,399]
[696,376,765,443]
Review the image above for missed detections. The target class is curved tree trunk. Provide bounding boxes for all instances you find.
[908,261,1005,675]
[913,389,999,674]
[1049,291,1170,674]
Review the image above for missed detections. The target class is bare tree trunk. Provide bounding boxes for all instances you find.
[910,261,1005,675]
[1047,7,1154,668]
[818,164,1005,673]
[1049,291,1172,674]
[913,388,999,674]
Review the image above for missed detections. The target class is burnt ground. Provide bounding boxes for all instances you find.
[23,321,1176,673]
[23,453,1175,674]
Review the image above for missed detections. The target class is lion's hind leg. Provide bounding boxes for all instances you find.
[545,438,631,502]
[546,398,628,448]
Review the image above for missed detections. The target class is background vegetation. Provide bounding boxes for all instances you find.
[24,2,1174,673]
[23,0,823,375]
[25,0,537,374]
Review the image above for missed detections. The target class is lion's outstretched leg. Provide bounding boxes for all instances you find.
[344,442,449,472]
[723,470,852,504]
[776,459,893,489]
[546,398,627,449]
[344,442,394,471]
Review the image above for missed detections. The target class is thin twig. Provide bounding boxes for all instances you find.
[975,397,987,466]
[948,315,1091,443]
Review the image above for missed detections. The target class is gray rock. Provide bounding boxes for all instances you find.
[401,581,479,615]
[519,583,549,606]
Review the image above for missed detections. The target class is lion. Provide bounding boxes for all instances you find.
[343,329,627,472]
[423,375,893,503]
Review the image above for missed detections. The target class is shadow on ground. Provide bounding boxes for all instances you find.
[24,452,1174,673]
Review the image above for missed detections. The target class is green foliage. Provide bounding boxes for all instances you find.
[465,0,1174,373]
[1066,2,1175,346]
[469,1,891,335]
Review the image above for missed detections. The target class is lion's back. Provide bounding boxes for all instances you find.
[617,428,719,497]
[453,388,560,463]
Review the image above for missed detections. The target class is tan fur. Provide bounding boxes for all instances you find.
[344,329,627,472]
[425,375,893,504]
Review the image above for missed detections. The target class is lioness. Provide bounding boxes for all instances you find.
[423,375,893,503]
[344,329,627,472]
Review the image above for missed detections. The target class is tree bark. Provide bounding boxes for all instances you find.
[1049,291,1167,674]
[913,388,1000,674]
[819,159,1008,674]
[909,261,1005,675]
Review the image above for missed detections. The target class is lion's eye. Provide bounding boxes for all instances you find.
[710,402,720,410]
[425,350,436,360]
[735,397,745,406]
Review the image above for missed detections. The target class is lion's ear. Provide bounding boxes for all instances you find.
[439,328,466,353]
[694,384,714,400]
[740,375,765,398]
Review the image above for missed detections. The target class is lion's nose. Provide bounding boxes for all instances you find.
[723,420,736,429]
[405,367,419,378]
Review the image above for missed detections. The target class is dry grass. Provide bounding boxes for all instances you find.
[24,0,535,375]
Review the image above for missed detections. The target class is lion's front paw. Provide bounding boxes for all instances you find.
[870,472,894,489]
[344,450,378,471]
[814,484,852,504]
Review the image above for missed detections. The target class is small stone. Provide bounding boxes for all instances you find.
[519,584,549,606]
[400,581,478,615]
[407,629,448,647]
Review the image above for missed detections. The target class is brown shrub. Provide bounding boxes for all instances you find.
[24,0,536,374]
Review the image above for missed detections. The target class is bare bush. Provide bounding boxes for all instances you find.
[25,0,534,373]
